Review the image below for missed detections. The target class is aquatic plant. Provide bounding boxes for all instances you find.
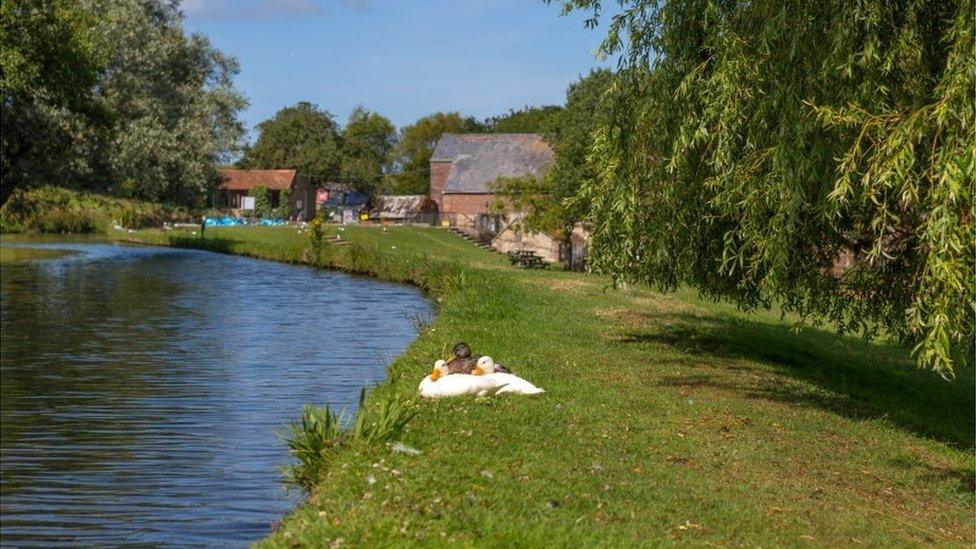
[281,388,418,493]
[281,404,345,492]
[352,388,417,445]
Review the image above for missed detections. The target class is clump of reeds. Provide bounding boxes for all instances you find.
[281,388,418,493]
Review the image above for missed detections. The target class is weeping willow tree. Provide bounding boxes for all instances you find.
[554,0,974,376]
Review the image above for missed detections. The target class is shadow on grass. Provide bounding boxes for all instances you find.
[888,454,976,495]
[615,311,975,451]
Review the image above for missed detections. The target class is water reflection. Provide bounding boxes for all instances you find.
[1,243,430,546]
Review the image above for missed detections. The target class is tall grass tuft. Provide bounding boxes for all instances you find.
[352,387,418,445]
[281,404,346,492]
[281,388,418,493]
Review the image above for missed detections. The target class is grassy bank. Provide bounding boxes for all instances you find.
[0,186,192,234]
[125,225,973,546]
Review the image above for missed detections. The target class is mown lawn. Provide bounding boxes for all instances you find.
[125,225,974,547]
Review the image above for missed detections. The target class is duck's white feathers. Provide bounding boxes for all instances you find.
[418,374,504,398]
[481,373,545,395]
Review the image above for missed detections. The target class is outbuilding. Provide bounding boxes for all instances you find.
[216,169,315,220]
[369,195,437,224]
[428,133,554,228]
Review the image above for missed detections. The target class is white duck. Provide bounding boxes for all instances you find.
[418,360,503,398]
[471,356,545,395]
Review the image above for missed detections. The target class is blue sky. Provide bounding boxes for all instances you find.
[181,0,612,138]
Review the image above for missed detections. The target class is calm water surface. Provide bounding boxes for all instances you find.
[0,242,431,546]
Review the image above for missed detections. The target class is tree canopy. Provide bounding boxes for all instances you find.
[0,0,246,206]
[0,0,102,113]
[555,0,974,375]
[493,69,614,239]
[388,112,483,194]
[484,105,563,133]
[240,102,343,185]
[0,0,103,204]
[97,0,246,205]
[340,106,396,194]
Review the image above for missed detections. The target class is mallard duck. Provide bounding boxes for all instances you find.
[419,360,503,398]
[471,356,544,395]
[443,342,478,374]
[444,342,510,374]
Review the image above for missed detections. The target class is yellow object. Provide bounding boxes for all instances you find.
[441,220,450,227]
[360,212,369,221]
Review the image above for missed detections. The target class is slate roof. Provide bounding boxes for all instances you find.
[431,134,554,194]
[218,169,297,191]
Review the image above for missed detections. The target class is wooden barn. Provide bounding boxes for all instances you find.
[216,169,316,220]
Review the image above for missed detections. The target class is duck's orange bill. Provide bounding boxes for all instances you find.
[471,367,484,375]
[430,368,442,381]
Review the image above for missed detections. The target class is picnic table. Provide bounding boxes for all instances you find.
[507,250,548,269]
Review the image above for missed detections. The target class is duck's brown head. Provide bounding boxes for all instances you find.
[451,342,472,359]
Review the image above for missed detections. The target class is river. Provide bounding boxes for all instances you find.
[0,241,431,546]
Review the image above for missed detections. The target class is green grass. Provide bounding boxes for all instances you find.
[123,225,974,547]
[0,246,76,263]
[0,186,192,234]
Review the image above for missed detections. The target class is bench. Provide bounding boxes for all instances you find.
[506,250,548,269]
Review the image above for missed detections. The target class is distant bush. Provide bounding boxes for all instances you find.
[246,186,293,220]
[275,188,292,219]
[0,186,193,233]
[247,186,273,218]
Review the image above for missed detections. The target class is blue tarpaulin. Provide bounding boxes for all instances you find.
[203,217,287,227]
[204,216,245,227]
[259,218,287,226]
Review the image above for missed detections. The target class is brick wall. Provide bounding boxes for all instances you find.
[428,161,452,211]
[441,193,496,215]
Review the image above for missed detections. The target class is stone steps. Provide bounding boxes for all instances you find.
[446,227,496,251]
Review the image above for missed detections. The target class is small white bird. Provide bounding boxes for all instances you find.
[418,360,503,398]
[471,356,545,395]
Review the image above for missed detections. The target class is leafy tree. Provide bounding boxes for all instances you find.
[96,0,247,206]
[492,70,614,270]
[485,105,562,133]
[555,0,974,375]
[388,112,483,194]
[0,0,101,110]
[275,188,291,219]
[0,0,104,204]
[1,0,246,207]
[340,106,396,194]
[242,102,342,186]
[247,186,273,217]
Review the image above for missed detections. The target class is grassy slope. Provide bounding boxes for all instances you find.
[0,186,191,234]
[125,225,974,547]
